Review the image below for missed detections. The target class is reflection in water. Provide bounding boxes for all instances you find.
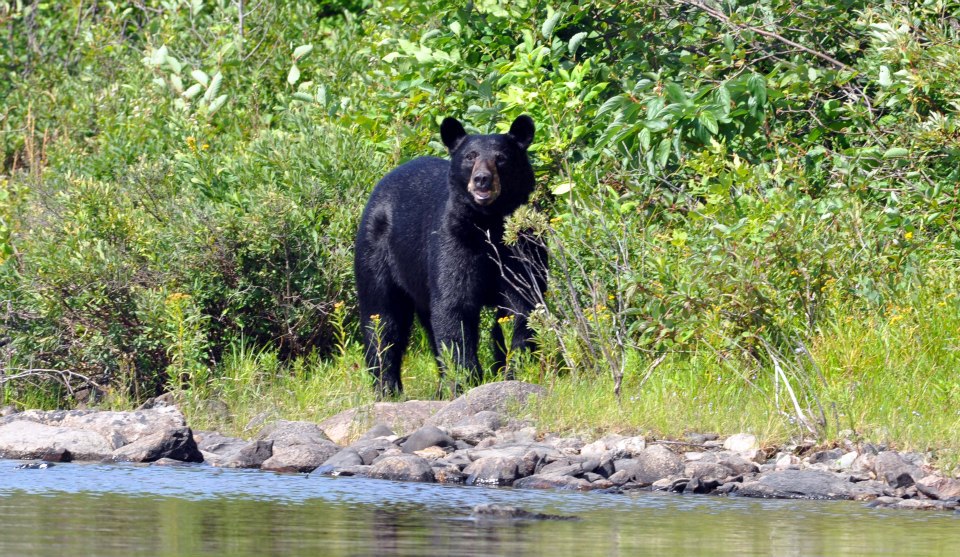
[0,461,957,557]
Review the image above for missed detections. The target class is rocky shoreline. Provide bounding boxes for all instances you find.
[2,381,958,512]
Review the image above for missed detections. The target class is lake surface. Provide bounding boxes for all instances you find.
[0,460,957,557]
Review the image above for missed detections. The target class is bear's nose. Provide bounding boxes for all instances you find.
[472,170,492,191]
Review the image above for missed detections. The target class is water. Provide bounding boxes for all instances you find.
[0,460,957,557]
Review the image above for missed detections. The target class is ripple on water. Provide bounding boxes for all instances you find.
[0,460,958,557]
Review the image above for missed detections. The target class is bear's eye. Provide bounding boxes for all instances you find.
[495,153,506,164]
[464,152,478,162]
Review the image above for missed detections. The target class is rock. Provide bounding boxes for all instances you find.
[433,462,466,484]
[513,474,592,490]
[414,446,449,460]
[194,431,248,455]
[262,440,341,473]
[714,452,761,475]
[613,436,647,457]
[579,438,613,459]
[538,457,599,477]
[618,445,685,485]
[359,424,396,440]
[867,496,904,508]
[256,420,332,447]
[723,433,759,454]
[464,456,523,486]
[426,381,544,428]
[318,400,448,445]
[349,437,399,465]
[916,475,960,500]
[401,425,455,453]
[369,454,436,483]
[808,448,844,465]
[837,451,859,470]
[254,420,341,472]
[111,427,203,463]
[774,453,800,470]
[447,411,502,444]
[468,442,557,462]
[737,470,854,500]
[322,448,364,468]
[59,407,188,448]
[210,440,273,469]
[849,480,889,500]
[328,464,372,477]
[1,405,19,417]
[685,461,733,482]
[151,457,189,467]
[470,504,578,521]
[874,451,924,488]
[0,420,113,461]
[890,498,958,511]
[195,431,268,467]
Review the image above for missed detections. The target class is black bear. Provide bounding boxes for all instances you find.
[354,115,547,395]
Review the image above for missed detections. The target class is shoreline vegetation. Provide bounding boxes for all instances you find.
[2,1,960,476]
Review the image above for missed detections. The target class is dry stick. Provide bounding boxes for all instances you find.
[766,346,817,435]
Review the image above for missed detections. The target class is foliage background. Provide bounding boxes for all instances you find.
[1,0,959,459]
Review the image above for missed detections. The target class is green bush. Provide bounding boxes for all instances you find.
[1,0,958,414]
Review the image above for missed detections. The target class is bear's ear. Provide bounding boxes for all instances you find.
[508,115,535,151]
[440,117,468,152]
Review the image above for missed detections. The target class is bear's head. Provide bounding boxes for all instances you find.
[441,115,535,213]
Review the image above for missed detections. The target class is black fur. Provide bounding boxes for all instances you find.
[354,115,546,395]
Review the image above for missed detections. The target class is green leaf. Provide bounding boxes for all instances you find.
[882,147,909,159]
[182,83,203,99]
[191,69,209,88]
[287,64,300,85]
[747,74,767,106]
[699,111,719,135]
[165,55,182,74]
[207,94,227,116]
[656,138,671,167]
[568,32,587,56]
[541,10,562,38]
[204,71,222,102]
[293,44,314,61]
[551,181,574,195]
[292,91,315,103]
[878,65,892,87]
[450,21,461,36]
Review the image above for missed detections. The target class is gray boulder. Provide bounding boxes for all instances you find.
[318,401,448,445]
[209,440,274,468]
[60,406,188,448]
[111,426,203,463]
[447,410,502,444]
[873,451,925,488]
[427,381,544,428]
[513,474,592,490]
[464,456,523,486]
[0,420,113,461]
[401,425,455,453]
[349,437,398,465]
[323,448,364,468]
[256,420,342,473]
[612,445,685,486]
[369,454,436,482]
[359,424,396,440]
[737,470,854,500]
[261,440,340,473]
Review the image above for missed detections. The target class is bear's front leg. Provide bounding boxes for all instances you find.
[430,299,484,386]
